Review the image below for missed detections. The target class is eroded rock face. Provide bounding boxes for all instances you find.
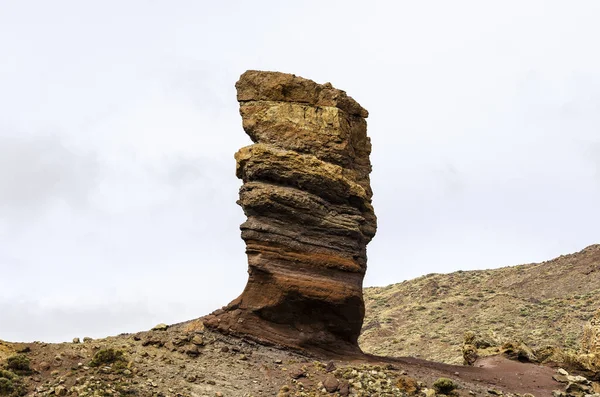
[204,71,376,355]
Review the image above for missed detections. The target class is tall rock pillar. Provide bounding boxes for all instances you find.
[205,71,377,355]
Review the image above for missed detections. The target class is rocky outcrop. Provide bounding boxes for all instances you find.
[552,368,600,397]
[204,71,376,355]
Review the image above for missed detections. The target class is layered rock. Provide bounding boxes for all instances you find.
[204,71,376,355]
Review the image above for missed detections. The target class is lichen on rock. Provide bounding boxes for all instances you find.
[205,70,377,355]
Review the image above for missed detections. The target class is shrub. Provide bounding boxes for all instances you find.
[5,356,31,375]
[90,348,126,367]
[0,378,14,396]
[0,376,26,397]
[433,377,457,394]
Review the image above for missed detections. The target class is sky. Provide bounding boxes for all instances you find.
[1,0,599,342]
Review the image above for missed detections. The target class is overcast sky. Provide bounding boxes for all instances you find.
[1,0,599,343]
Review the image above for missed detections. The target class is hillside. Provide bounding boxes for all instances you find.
[0,321,563,396]
[361,244,600,364]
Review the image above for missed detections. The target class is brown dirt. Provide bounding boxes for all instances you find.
[0,324,564,397]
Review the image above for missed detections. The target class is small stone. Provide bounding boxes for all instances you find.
[83,337,93,342]
[338,381,350,397]
[290,368,306,379]
[221,346,229,353]
[323,376,339,392]
[274,359,283,364]
[566,374,589,384]
[396,376,419,394]
[191,335,204,346]
[72,337,80,344]
[553,374,569,383]
[185,345,200,357]
[215,393,223,397]
[566,382,592,394]
[558,368,569,376]
[186,374,197,382]
[424,388,436,397]
[54,386,67,396]
[325,361,336,373]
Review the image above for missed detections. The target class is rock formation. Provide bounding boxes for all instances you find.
[204,70,377,355]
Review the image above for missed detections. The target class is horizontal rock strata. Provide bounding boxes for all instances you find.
[204,71,377,355]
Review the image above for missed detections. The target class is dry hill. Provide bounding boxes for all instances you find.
[361,244,600,364]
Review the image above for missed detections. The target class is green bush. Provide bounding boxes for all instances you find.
[0,368,26,397]
[0,377,25,397]
[90,348,126,367]
[0,378,14,396]
[5,356,31,375]
[433,377,457,394]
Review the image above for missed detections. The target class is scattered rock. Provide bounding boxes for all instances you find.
[322,375,339,392]
[185,374,197,383]
[290,368,306,379]
[338,381,350,396]
[325,361,336,373]
[185,345,200,357]
[191,335,204,346]
[396,375,419,395]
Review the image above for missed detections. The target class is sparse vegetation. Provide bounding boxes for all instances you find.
[0,368,26,397]
[361,244,600,364]
[5,356,31,375]
[433,377,457,394]
[0,378,14,396]
[89,348,126,367]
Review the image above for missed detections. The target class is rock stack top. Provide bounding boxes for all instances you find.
[204,70,376,356]
[236,70,369,118]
